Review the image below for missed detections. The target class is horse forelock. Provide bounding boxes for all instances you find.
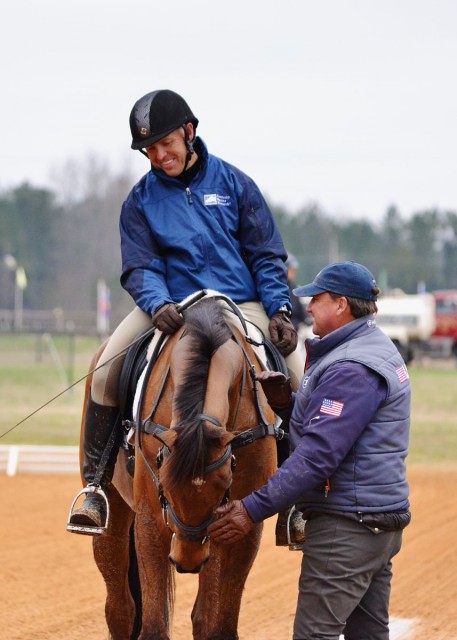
[163,299,232,490]
[183,298,231,348]
[160,420,224,491]
[174,299,231,422]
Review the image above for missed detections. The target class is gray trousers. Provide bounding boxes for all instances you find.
[293,513,403,640]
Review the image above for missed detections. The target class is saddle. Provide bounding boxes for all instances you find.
[262,335,288,377]
[118,323,287,423]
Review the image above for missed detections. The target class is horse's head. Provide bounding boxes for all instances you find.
[156,420,236,573]
[154,298,246,572]
[140,296,273,573]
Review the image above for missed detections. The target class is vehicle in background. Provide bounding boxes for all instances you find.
[296,289,457,364]
[427,290,457,359]
[375,290,436,363]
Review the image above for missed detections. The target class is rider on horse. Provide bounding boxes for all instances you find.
[67,89,304,535]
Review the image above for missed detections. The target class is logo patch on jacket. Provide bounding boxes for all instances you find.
[320,398,344,417]
[204,193,231,206]
[396,364,409,384]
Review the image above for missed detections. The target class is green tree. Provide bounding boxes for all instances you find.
[0,183,62,308]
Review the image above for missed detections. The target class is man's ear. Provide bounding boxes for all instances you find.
[185,122,194,141]
[336,296,349,315]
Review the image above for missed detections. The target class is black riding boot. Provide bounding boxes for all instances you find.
[67,396,121,534]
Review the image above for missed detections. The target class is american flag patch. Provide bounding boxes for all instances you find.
[396,364,409,383]
[320,398,344,416]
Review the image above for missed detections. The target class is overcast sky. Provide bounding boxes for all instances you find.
[1,0,456,222]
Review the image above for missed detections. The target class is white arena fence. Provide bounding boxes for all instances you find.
[0,445,79,476]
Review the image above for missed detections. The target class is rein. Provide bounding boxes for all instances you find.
[139,414,234,543]
[134,305,284,543]
[158,414,234,544]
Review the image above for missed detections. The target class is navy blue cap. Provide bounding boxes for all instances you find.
[293,261,378,301]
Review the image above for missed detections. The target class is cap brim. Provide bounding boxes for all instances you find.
[292,284,326,297]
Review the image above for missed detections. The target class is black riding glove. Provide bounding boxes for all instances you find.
[151,303,184,334]
[268,312,298,357]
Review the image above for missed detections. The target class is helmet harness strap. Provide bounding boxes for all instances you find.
[137,123,195,171]
[182,123,195,172]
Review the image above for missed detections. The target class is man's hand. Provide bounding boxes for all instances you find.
[269,313,298,356]
[151,303,184,334]
[207,500,254,544]
[256,370,292,409]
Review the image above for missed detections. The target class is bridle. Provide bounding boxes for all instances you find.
[138,406,236,544]
[134,302,285,544]
[158,415,235,544]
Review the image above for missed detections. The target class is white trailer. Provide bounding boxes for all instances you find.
[375,290,436,363]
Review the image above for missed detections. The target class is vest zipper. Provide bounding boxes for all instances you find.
[185,187,193,204]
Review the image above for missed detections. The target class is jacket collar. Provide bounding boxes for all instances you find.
[306,315,377,363]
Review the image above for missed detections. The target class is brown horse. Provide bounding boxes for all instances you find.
[78,296,279,639]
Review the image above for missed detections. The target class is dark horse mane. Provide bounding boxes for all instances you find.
[161,298,234,490]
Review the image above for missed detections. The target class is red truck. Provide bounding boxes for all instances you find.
[429,290,457,358]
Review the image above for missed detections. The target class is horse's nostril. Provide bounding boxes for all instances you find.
[168,555,208,574]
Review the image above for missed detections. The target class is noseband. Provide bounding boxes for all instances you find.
[144,413,236,544]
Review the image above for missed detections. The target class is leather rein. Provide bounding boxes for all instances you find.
[134,309,285,544]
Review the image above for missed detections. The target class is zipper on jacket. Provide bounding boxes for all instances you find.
[185,187,193,204]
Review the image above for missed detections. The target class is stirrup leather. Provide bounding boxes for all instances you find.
[66,484,110,536]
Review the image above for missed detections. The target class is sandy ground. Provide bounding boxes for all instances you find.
[1,466,456,640]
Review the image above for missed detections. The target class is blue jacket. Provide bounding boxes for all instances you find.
[243,316,411,522]
[120,139,290,317]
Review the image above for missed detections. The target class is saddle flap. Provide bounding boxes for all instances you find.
[262,336,288,375]
[118,329,152,419]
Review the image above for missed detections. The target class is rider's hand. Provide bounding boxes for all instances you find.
[151,303,184,334]
[256,371,293,409]
[208,500,254,544]
[268,312,298,357]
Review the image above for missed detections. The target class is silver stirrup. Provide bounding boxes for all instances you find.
[287,504,306,551]
[66,485,110,536]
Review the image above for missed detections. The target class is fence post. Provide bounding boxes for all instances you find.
[6,446,19,476]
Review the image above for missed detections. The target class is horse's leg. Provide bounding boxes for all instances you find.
[135,499,175,640]
[93,486,137,640]
[191,524,263,640]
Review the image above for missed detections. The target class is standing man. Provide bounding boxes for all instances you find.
[68,89,304,533]
[208,261,411,640]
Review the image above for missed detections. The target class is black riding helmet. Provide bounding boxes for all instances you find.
[130,89,199,164]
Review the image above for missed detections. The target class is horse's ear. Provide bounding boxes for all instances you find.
[155,429,178,448]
